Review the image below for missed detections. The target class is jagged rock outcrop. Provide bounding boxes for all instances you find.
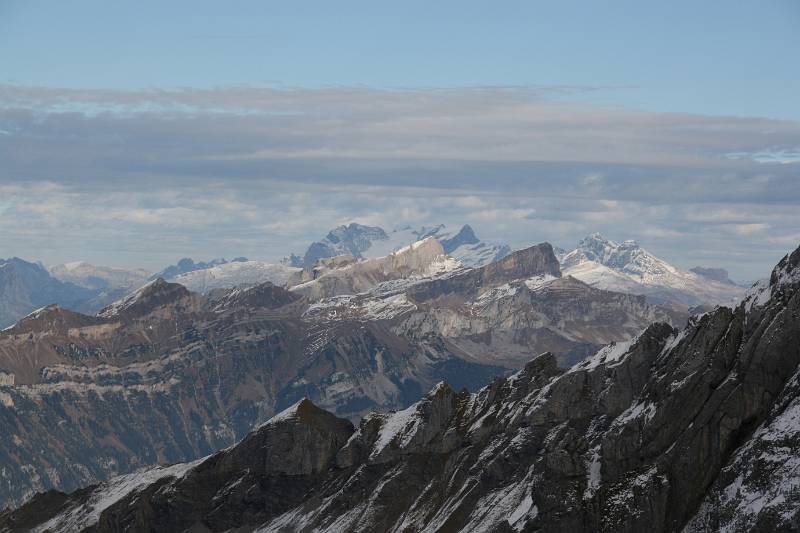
[4,243,797,532]
[440,224,480,252]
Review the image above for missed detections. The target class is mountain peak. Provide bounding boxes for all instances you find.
[562,234,747,307]
[440,224,479,253]
[770,244,800,292]
[325,223,388,244]
[481,242,561,285]
[572,234,659,275]
[579,233,639,252]
[98,278,191,318]
[4,303,103,335]
[260,397,335,429]
[300,223,389,266]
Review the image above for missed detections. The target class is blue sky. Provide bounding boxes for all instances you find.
[0,1,799,280]
[3,1,799,119]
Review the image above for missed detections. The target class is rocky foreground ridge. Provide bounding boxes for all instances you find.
[3,243,799,532]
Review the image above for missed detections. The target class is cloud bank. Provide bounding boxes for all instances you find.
[1,84,798,280]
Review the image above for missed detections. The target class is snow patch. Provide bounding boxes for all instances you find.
[614,400,657,426]
[169,261,299,294]
[34,459,203,533]
[572,336,636,372]
[584,445,602,499]
[370,404,423,458]
[508,494,537,530]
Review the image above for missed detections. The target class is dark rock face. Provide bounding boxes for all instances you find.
[481,242,561,285]
[440,224,480,253]
[4,244,798,532]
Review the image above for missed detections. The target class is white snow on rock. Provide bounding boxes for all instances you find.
[685,370,800,531]
[34,459,203,533]
[560,234,745,307]
[168,261,300,293]
[584,445,602,499]
[257,399,306,429]
[357,293,417,320]
[508,493,537,529]
[49,261,150,291]
[743,279,772,315]
[370,402,424,458]
[360,224,509,268]
[97,279,159,317]
[613,400,657,426]
[523,273,559,292]
[572,337,636,372]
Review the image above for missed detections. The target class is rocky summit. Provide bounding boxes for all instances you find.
[3,243,799,532]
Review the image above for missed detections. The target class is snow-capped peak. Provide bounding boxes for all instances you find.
[745,244,800,313]
[97,278,189,318]
[293,223,510,269]
[560,234,746,307]
[565,233,677,281]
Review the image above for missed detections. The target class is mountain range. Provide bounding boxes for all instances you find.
[0,240,682,508]
[0,225,745,331]
[3,242,798,532]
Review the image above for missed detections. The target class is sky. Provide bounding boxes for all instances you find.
[1,1,799,281]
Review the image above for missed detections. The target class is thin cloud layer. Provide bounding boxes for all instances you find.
[0,84,798,280]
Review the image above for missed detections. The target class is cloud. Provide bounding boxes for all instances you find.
[0,84,798,280]
[732,223,771,236]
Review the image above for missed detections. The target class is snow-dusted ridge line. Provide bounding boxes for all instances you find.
[97,278,160,317]
[168,260,300,294]
[32,459,204,533]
